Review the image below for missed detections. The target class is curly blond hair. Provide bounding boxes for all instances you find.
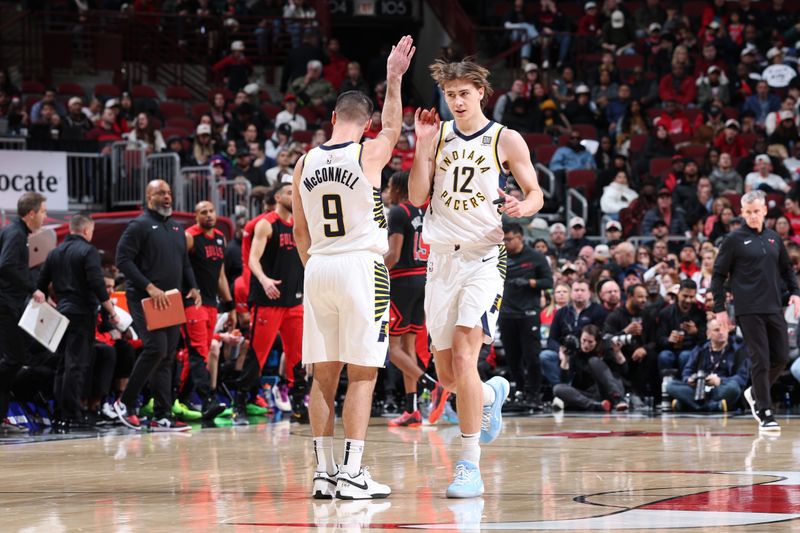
[429,58,493,108]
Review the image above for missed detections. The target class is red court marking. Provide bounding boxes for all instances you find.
[538,431,753,439]
[643,485,800,514]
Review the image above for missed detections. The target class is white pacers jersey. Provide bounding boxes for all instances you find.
[423,120,507,248]
[300,142,388,256]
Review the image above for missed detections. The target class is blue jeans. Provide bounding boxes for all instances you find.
[667,379,742,412]
[540,349,561,385]
[658,350,693,376]
[507,23,539,60]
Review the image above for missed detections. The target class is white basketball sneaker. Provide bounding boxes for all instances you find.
[335,467,391,500]
[312,470,339,499]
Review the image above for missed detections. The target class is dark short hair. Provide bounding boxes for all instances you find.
[679,278,697,291]
[581,324,600,341]
[626,283,645,298]
[69,212,94,233]
[390,171,409,198]
[17,192,46,218]
[272,181,291,198]
[334,91,373,124]
[503,222,524,236]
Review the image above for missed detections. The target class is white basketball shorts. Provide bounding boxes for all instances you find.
[424,244,507,351]
[302,252,390,367]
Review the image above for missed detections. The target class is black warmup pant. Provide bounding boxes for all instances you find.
[88,343,118,399]
[54,314,96,420]
[121,297,181,419]
[0,306,28,420]
[737,312,789,411]
[183,345,213,407]
[498,314,542,397]
[553,357,625,410]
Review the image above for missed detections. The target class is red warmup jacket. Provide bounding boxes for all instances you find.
[658,75,697,107]
[713,131,748,158]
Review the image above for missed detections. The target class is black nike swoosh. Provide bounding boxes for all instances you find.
[341,478,370,491]
[481,257,492,262]
[314,475,337,486]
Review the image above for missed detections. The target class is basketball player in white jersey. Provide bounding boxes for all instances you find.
[292,35,415,500]
[409,59,544,498]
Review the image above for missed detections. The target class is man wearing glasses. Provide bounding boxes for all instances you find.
[498,223,553,410]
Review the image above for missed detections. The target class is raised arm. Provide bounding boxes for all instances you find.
[360,35,416,187]
[408,108,441,206]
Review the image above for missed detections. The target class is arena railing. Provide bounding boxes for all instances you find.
[566,187,588,229]
[0,138,26,151]
[212,178,254,220]
[110,141,148,209]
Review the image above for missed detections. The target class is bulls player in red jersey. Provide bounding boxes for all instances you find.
[183,201,236,420]
[237,182,307,422]
[384,171,446,427]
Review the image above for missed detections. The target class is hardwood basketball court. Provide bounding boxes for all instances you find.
[3,414,800,531]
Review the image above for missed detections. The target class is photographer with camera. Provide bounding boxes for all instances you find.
[604,284,659,402]
[656,279,707,377]
[499,223,553,409]
[540,280,608,387]
[553,325,628,412]
[666,319,749,412]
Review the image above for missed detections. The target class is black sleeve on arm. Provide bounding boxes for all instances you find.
[85,247,110,304]
[182,247,198,293]
[36,253,52,294]
[710,234,734,313]
[116,220,151,292]
[0,229,35,294]
[778,238,800,297]
[534,253,553,290]
[387,205,408,236]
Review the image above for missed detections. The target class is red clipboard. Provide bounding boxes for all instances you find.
[141,289,186,331]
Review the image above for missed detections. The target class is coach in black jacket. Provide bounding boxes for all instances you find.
[113,180,200,431]
[711,190,800,432]
[38,213,119,425]
[0,192,47,429]
[499,223,553,405]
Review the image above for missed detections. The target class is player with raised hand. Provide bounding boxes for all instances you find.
[409,59,544,498]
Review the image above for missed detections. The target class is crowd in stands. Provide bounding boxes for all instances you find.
[3,0,800,427]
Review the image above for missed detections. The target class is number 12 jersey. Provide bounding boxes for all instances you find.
[423,120,507,248]
[299,142,388,256]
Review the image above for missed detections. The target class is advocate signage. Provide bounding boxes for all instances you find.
[0,150,68,211]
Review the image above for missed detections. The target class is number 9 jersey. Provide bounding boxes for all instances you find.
[423,120,506,248]
[299,142,388,257]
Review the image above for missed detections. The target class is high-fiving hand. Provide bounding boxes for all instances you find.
[414,107,441,145]
[386,35,416,79]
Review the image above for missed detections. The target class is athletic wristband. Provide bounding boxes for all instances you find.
[219,300,235,313]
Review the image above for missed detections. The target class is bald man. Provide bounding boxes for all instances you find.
[180,201,235,421]
[114,180,201,431]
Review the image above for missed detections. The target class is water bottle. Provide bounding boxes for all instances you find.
[661,376,673,411]
[785,391,792,414]
[419,389,432,420]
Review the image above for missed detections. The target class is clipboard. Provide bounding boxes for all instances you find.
[18,300,70,352]
[28,229,57,268]
[141,289,186,331]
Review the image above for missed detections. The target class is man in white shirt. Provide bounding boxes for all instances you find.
[492,79,524,123]
[274,94,307,133]
[265,148,293,186]
[745,154,790,193]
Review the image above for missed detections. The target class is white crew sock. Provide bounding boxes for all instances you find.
[341,439,365,476]
[460,432,481,464]
[482,382,496,406]
[313,436,336,476]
